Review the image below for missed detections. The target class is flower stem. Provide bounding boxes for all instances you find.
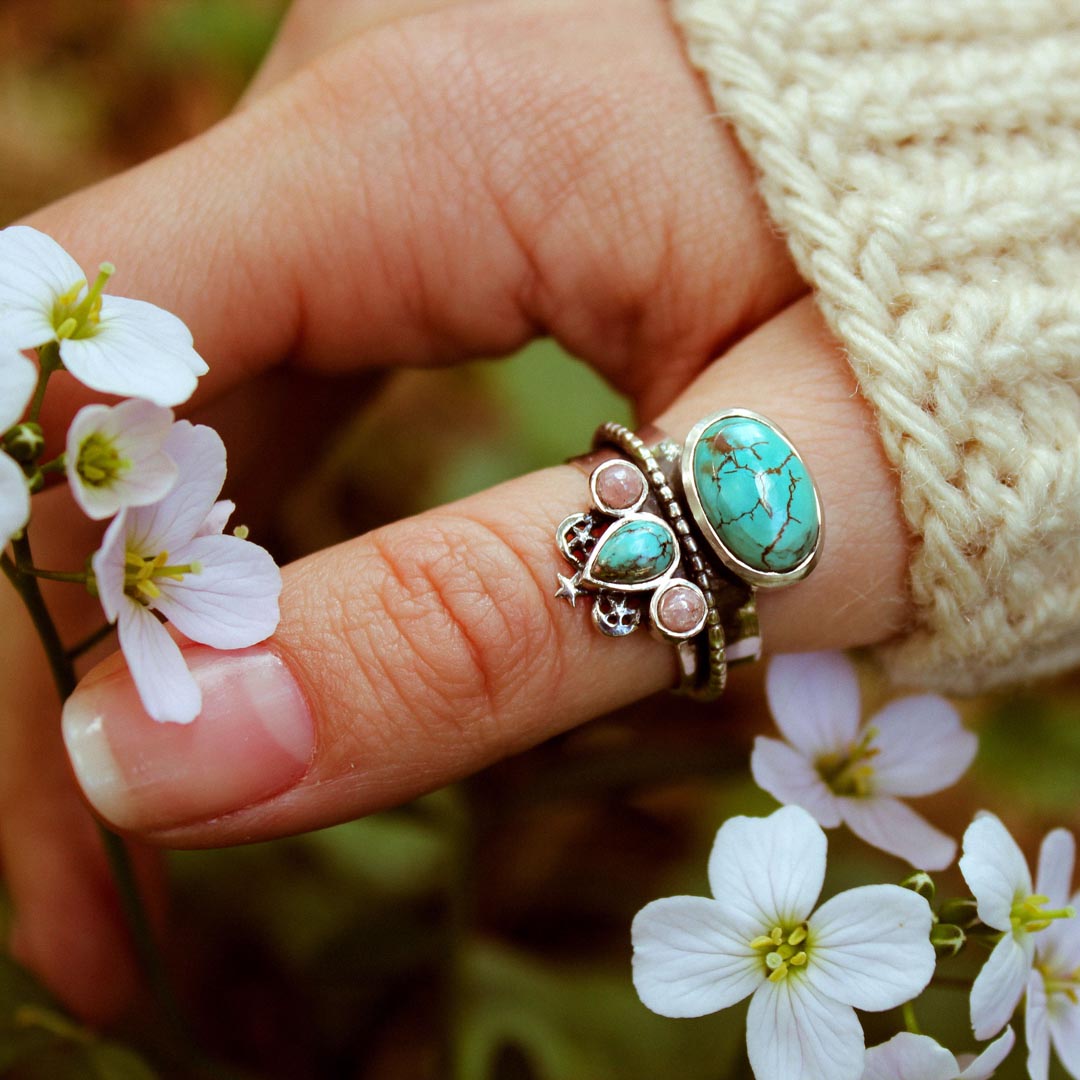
[2,538,187,1051]
[902,1001,921,1034]
[2,548,72,696]
[20,566,87,585]
[66,621,115,662]
[26,342,61,425]
[38,454,66,475]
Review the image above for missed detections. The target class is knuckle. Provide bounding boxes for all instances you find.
[360,513,560,749]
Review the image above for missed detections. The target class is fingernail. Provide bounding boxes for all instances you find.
[62,645,314,832]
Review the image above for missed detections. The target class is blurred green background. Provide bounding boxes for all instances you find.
[1,3,1078,1077]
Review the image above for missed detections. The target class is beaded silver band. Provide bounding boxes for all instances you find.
[591,422,730,701]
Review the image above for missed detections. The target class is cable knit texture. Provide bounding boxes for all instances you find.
[673,0,1080,693]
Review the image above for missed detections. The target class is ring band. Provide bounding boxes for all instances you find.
[555,411,822,703]
[592,423,728,700]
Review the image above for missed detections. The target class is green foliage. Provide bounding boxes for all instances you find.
[976,690,1080,813]
[456,943,742,1080]
[0,956,158,1078]
[429,340,632,507]
[137,1,287,74]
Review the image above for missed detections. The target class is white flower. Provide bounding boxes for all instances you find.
[1025,828,1080,1080]
[863,1028,1015,1080]
[65,399,178,521]
[0,226,207,406]
[0,343,36,549]
[632,805,936,1080]
[92,420,281,723]
[960,814,1077,1041]
[751,651,976,870]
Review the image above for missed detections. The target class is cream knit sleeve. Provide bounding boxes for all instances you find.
[671,0,1080,693]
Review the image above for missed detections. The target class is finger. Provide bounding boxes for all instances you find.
[61,298,909,846]
[28,0,803,431]
[244,0,470,100]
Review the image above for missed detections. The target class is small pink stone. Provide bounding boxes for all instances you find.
[596,461,645,511]
[657,585,706,635]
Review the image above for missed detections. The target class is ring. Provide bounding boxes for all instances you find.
[554,411,822,701]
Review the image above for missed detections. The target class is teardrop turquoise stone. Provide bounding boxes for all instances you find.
[690,415,819,574]
[589,518,676,586]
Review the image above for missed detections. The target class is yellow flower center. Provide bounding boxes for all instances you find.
[124,549,201,604]
[816,726,879,797]
[750,924,810,983]
[1011,894,1076,935]
[76,432,129,488]
[1038,962,1080,1004]
[51,262,114,341]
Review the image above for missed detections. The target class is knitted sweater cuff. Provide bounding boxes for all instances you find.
[672,0,1080,693]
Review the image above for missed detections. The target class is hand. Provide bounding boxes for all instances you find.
[5,0,909,1020]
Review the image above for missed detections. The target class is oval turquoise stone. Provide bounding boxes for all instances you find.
[589,518,676,587]
[690,415,819,574]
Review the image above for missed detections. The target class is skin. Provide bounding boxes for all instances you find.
[1,0,910,1022]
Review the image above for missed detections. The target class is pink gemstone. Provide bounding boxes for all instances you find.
[595,461,645,511]
[657,584,706,635]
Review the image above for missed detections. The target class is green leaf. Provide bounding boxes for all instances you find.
[457,942,742,1080]
[0,955,159,1078]
[85,1043,160,1080]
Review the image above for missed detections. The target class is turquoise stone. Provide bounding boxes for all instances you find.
[690,415,819,574]
[589,518,676,587]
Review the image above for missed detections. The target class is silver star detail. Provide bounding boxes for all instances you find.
[570,519,594,547]
[555,572,582,607]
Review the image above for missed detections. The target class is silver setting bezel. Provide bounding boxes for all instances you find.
[580,513,679,593]
[589,458,648,517]
[649,578,708,643]
[680,409,824,589]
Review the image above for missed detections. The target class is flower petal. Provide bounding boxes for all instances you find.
[1036,829,1076,907]
[806,884,935,1011]
[746,975,865,1080]
[960,814,1033,932]
[861,1033,957,1080]
[125,422,225,552]
[0,345,36,432]
[116,601,201,724]
[969,934,1034,1040]
[0,451,29,550]
[65,399,177,520]
[59,295,206,407]
[751,736,843,828]
[957,1026,1015,1080]
[0,226,84,349]
[868,695,977,797]
[91,511,128,624]
[707,805,826,929]
[152,534,281,649]
[1026,973,1051,1080]
[840,796,957,871]
[1048,997,1080,1080]
[195,499,235,538]
[765,651,861,758]
[631,895,763,1017]
[1040,891,1080,972]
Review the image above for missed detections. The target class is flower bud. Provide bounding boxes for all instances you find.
[900,871,936,903]
[930,922,966,958]
[3,422,44,464]
[938,897,980,929]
